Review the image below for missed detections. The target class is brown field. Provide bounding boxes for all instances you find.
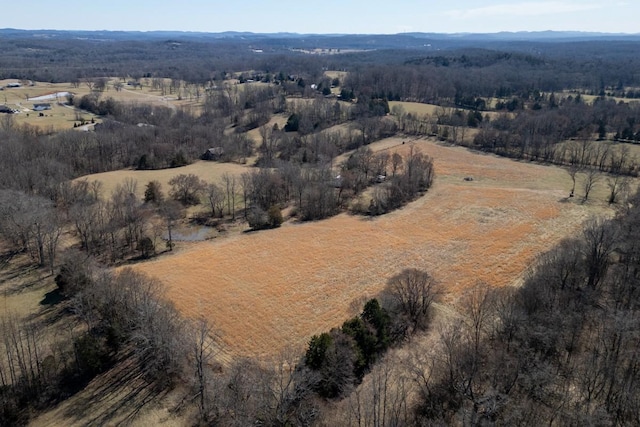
[246,114,289,142]
[559,90,640,105]
[76,161,251,201]
[132,137,616,361]
[389,101,441,117]
[324,71,348,80]
[390,100,506,121]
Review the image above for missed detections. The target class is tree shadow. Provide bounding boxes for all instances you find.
[40,288,64,306]
[62,358,167,426]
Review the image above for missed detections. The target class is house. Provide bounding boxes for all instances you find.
[33,103,52,111]
[201,147,225,161]
[0,105,14,114]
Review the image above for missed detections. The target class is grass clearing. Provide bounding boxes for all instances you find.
[0,251,56,321]
[390,101,507,121]
[76,161,251,201]
[132,138,618,361]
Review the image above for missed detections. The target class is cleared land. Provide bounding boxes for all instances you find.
[75,160,250,201]
[0,79,201,131]
[132,138,614,361]
[390,100,506,120]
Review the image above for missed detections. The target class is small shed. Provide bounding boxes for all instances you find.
[202,147,225,161]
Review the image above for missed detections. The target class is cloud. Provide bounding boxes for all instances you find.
[445,1,602,20]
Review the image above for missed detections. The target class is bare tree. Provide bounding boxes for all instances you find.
[606,174,630,204]
[222,173,237,219]
[582,218,618,290]
[461,281,495,361]
[258,124,279,166]
[391,152,403,177]
[159,200,184,251]
[583,168,600,202]
[82,77,95,91]
[348,354,411,427]
[191,317,216,424]
[169,174,205,206]
[205,182,225,218]
[385,268,441,335]
[567,164,581,197]
[609,144,630,174]
[260,347,315,426]
[0,191,62,271]
[93,77,108,92]
[240,172,252,220]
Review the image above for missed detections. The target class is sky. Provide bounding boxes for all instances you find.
[2,1,638,35]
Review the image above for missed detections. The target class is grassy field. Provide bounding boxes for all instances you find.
[76,161,251,201]
[390,100,506,121]
[0,78,203,131]
[324,71,348,80]
[132,137,617,361]
[559,90,640,105]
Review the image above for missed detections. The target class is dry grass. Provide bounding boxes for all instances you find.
[132,138,616,361]
[0,251,56,320]
[28,360,189,427]
[246,114,289,143]
[76,161,251,201]
[559,91,640,105]
[390,101,507,121]
[389,101,442,117]
[324,71,348,80]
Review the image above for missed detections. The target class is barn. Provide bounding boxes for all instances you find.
[202,147,225,161]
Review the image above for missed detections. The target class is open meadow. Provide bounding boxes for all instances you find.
[390,100,507,121]
[132,137,615,361]
[75,160,251,201]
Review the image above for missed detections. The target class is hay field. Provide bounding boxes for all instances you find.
[76,161,250,201]
[132,138,613,360]
[390,101,506,120]
[324,71,348,80]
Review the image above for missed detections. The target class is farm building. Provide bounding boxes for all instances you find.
[0,105,14,114]
[202,147,225,161]
[33,103,52,111]
[6,82,21,88]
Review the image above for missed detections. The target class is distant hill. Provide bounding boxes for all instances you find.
[1,28,639,46]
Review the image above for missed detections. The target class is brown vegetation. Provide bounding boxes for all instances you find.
[133,138,608,359]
